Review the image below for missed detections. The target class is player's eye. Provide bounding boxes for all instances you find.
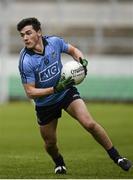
[26,31,33,36]
[20,33,24,38]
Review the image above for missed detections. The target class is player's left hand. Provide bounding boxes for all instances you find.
[79,57,88,76]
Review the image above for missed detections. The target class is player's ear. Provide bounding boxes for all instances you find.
[37,29,42,37]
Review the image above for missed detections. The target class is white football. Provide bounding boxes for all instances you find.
[61,60,85,85]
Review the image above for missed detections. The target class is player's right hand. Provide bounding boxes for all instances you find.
[54,76,75,93]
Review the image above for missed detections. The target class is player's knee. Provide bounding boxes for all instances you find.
[79,115,97,132]
[86,121,96,132]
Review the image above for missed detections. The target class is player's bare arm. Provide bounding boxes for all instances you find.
[67,44,84,61]
[23,83,54,99]
[23,78,74,99]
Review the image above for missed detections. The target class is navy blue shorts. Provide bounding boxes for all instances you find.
[35,87,81,125]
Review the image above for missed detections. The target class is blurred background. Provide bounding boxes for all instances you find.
[0,0,133,103]
[0,1,133,178]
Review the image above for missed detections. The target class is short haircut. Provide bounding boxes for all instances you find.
[17,17,41,31]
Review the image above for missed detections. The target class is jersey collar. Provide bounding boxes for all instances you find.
[42,36,48,55]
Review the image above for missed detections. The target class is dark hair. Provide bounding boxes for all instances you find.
[17,17,41,31]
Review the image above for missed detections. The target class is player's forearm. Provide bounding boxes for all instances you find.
[24,86,54,99]
[68,44,84,61]
[72,48,84,61]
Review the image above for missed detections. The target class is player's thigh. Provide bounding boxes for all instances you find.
[39,118,58,144]
[66,99,94,126]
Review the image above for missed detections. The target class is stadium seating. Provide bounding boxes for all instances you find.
[1,0,132,55]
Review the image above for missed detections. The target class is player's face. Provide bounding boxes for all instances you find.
[20,25,41,49]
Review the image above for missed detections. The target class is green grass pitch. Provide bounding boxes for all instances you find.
[0,102,133,179]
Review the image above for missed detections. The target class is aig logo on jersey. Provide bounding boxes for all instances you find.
[39,62,60,82]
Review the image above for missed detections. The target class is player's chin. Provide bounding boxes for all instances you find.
[26,44,33,49]
[24,41,32,47]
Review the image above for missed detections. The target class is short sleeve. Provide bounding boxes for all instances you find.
[56,37,69,53]
[19,56,35,84]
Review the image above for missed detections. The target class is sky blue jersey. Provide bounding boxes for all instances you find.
[18,36,70,106]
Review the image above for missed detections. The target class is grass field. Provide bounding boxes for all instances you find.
[0,102,133,179]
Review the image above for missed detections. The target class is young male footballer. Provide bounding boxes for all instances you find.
[17,17,132,174]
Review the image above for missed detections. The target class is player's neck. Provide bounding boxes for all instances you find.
[33,38,44,54]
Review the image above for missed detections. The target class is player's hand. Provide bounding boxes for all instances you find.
[54,76,75,93]
[79,57,88,76]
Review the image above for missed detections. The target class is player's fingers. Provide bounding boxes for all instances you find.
[67,79,75,86]
[64,76,72,83]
